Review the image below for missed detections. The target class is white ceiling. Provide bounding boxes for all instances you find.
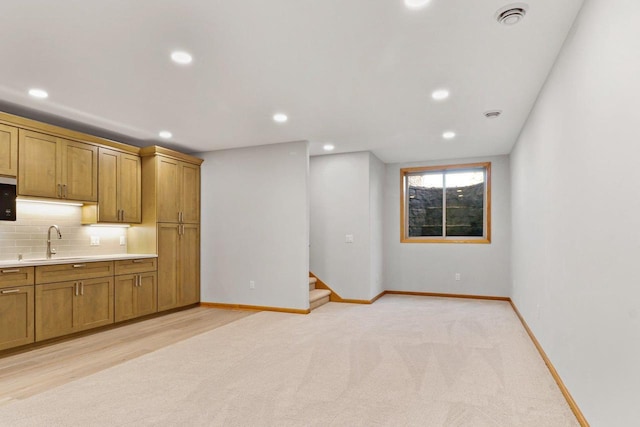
[0,0,583,163]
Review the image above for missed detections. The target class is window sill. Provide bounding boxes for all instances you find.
[401,237,491,244]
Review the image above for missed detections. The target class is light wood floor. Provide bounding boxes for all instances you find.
[0,307,254,406]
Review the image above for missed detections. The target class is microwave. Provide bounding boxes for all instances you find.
[0,177,16,221]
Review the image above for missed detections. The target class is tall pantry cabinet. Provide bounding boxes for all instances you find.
[129,146,202,311]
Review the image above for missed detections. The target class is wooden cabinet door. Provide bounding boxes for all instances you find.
[76,277,114,331]
[119,153,141,223]
[179,224,200,306]
[137,272,157,317]
[96,149,141,223]
[0,124,18,177]
[114,274,137,322]
[60,139,98,202]
[18,130,59,198]
[98,148,120,222]
[157,157,180,222]
[115,273,156,321]
[181,162,200,223]
[157,223,180,311]
[0,286,34,351]
[35,281,77,341]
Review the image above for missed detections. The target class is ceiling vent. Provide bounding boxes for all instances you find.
[484,110,502,119]
[496,4,528,25]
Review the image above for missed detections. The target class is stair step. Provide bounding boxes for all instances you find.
[309,289,331,311]
[309,276,317,291]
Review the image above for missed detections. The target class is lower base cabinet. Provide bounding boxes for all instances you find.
[0,285,34,351]
[157,223,200,311]
[35,277,114,341]
[115,272,157,322]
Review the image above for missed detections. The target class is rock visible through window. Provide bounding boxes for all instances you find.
[401,162,490,243]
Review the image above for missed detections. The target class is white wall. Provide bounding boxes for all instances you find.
[510,0,640,424]
[309,152,384,300]
[198,141,309,310]
[369,153,385,298]
[384,155,511,296]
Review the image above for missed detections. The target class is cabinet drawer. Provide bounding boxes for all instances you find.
[35,261,114,284]
[0,267,35,289]
[114,258,157,275]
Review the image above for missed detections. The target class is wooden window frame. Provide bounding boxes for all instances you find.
[400,162,491,244]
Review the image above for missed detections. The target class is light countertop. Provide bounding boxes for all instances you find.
[0,254,157,268]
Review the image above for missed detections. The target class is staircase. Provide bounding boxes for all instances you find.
[309,275,331,311]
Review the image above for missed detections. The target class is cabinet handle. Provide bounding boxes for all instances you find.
[121,210,125,222]
[132,259,145,263]
[137,275,141,287]
[74,282,78,296]
[80,281,84,296]
[1,269,20,274]
[57,184,62,198]
[1,289,20,294]
[63,184,67,198]
[72,264,86,268]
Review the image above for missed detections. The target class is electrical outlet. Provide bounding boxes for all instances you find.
[119,236,126,246]
[90,236,100,246]
[345,234,354,243]
[455,273,461,281]
[249,280,255,290]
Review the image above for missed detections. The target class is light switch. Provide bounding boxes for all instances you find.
[345,234,354,243]
[90,236,100,246]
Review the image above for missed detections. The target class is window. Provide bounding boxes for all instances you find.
[400,162,491,243]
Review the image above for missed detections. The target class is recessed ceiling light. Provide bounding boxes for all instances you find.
[496,4,528,26]
[323,144,335,151]
[28,88,48,99]
[431,89,450,101]
[159,131,172,139]
[273,113,288,123]
[442,131,456,140]
[404,0,431,10]
[170,51,193,65]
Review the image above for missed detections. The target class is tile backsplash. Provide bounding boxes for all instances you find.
[0,201,128,262]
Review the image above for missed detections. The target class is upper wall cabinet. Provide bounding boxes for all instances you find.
[18,130,98,202]
[154,155,200,224]
[0,124,18,177]
[83,148,141,223]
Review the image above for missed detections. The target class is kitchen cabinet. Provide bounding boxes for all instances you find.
[0,267,35,351]
[0,123,18,177]
[0,286,34,351]
[156,157,200,224]
[157,223,200,311]
[18,129,98,202]
[83,148,141,223]
[35,276,114,341]
[34,262,114,341]
[129,146,202,312]
[35,261,114,284]
[114,258,157,322]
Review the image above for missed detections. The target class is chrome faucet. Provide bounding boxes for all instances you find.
[47,225,62,259]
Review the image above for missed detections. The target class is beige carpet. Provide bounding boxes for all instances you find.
[0,295,578,426]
